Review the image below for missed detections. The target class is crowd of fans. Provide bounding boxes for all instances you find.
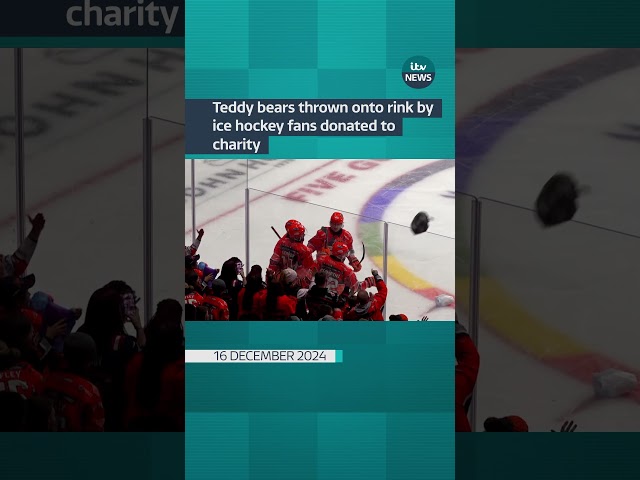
[0,214,184,432]
[454,315,577,432]
[185,215,414,321]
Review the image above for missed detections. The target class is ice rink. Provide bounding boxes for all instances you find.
[185,159,455,320]
[457,48,640,431]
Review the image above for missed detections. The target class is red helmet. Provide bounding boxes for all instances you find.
[286,220,305,242]
[332,241,348,260]
[285,219,296,230]
[330,212,344,232]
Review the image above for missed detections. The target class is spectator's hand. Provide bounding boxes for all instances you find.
[127,307,146,347]
[204,273,214,283]
[266,269,276,283]
[421,316,429,321]
[71,308,82,320]
[362,277,376,289]
[27,213,46,240]
[45,319,67,341]
[136,328,147,349]
[551,420,577,432]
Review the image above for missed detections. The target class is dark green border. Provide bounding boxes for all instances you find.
[456,0,640,47]
[0,433,184,479]
[0,37,184,47]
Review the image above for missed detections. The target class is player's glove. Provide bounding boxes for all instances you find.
[371,269,383,282]
[350,258,362,272]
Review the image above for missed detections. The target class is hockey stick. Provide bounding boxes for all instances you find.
[360,242,365,263]
[271,226,281,239]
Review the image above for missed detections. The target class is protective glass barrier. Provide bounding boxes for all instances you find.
[455,192,474,330]
[190,159,247,271]
[152,118,184,310]
[477,198,640,432]
[0,49,16,252]
[24,48,146,322]
[185,160,194,236]
[246,159,320,196]
[385,221,454,320]
[248,188,387,317]
[146,48,184,121]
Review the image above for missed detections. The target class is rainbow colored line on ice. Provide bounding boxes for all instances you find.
[357,161,455,307]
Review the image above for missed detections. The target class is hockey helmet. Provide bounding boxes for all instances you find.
[332,241,348,261]
[286,220,305,242]
[330,212,344,232]
[285,219,297,230]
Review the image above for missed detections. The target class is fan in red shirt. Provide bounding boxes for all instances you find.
[307,212,362,272]
[124,299,184,431]
[0,315,44,399]
[254,269,299,320]
[455,317,480,432]
[201,280,230,321]
[43,332,105,432]
[268,220,316,287]
[0,340,43,399]
[185,271,229,321]
[237,265,267,320]
[343,270,387,321]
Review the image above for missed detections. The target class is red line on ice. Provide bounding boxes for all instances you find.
[185,160,340,235]
[0,134,183,228]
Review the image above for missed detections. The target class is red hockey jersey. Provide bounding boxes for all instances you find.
[269,236,316,285]
[316,255,358,295]
[185,293,229,320]
[307,227,357,262]
[0,361,44,399]
[44,371,105,432]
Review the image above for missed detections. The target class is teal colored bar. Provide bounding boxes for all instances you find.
[335,350,343,363]
[317,1,386,69]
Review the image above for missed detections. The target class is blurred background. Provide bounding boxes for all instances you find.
[0,48,184,327]
[456,48,640,431]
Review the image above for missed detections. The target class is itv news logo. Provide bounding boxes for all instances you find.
[402,56,435,89]
[66,0,180,34]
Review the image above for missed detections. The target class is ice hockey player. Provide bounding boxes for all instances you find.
[185,228,204,257]
[316,242,361,296]
[307,212,362,272]
[268,220,316,287]
[344,269,387,321]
